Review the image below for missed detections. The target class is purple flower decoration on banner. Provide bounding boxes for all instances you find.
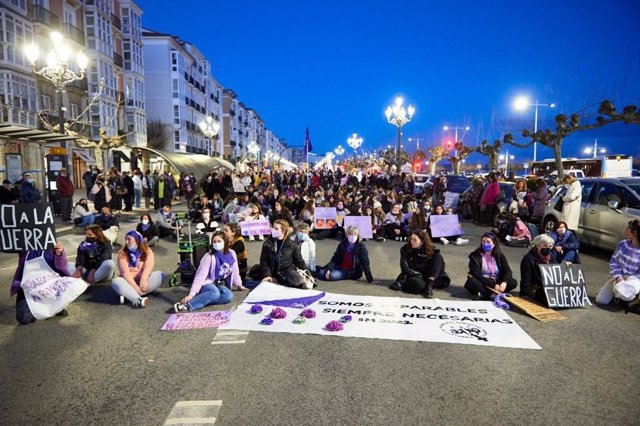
[269,307,287,319]
[300,308,316,319]
[292,317,306,325]
[325,320,344,332]
[249,305,263,314]
[260,317,274,326]
[339,315,352,323]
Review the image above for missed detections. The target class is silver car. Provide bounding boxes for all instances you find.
[542,177,640,251]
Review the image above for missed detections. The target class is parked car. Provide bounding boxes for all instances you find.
[422,174,471,195]
[459,181,515,220]
[542,177,640,251]
[413,174,431,195]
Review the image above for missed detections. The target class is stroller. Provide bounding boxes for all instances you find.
[169,213,210,287]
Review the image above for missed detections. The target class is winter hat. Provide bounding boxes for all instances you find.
[373,201,382,210]
[126,230,144,244]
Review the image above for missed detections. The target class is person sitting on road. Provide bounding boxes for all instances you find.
[173,231,247,313]
[268,201,294,228]
[407,202,428,233]
[72,198,95,227]
[195,207,220,243]
[293,222,317,273]
[520,234,558,305]
[364,203,385,242]
[389,230,449,298]
[504,213,532,247]
[72,224,116,285]
[94,206,119,245]
[136,213,159,247]
[383,202,406,241]
[255,219,309,288]
[156,204,181,239]
[318,226,379,284]
[549,221,580,263]
[464,232,518,300]
[223,223,249,283]
[428,204,468,246]
[111,230,164,308]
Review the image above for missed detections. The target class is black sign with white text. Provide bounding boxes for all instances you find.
[0,203,57,252]
[540,263,592,308]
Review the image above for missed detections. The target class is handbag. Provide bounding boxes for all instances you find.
[296,268,316,289]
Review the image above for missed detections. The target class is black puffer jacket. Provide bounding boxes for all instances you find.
[76,242,112,270]
[259,236,307,284]
[468,249,517,289]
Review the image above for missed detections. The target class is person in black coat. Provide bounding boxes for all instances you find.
[389,230,449,298]
[464,232,518,300]
[258,219,308,288]
[318,226,378,283]
[549,221,580,263]
[72,224,115,284]
[122,172,134,211]
[520,234,558,306]
[136,213,159,247]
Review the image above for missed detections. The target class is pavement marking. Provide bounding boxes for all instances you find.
[211,330,249,345]
[164,400,222,425]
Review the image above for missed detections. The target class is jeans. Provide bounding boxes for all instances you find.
[81,260,116,284]
[146,236,159,247]
[112,271,164,305]
[134,189,142,208]
[75,214,95,227]
[187,284,234,311]
[317,267,352,281]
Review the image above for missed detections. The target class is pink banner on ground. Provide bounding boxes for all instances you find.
[161,310,232,331]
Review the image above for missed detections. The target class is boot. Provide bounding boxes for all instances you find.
[423,279,434,298]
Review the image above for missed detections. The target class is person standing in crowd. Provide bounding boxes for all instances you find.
[136,213,159,247]
[0,179,19,204]
[464,232,518,300]
[91,174,111,212]
[531,177,549,223]
[256,219,308,287]
[72,224,116,285]
[55,167,74,223]
[520,234,558,305]
[223,223,248,283]
[468,177,485,225]
[153,173,172,209]
[390,230,449,298]
[112,230,164,308]
[132,170,143,209]
[108,169,124,213]
[559,174,582,231]
[480,172,500,226]
[19,172,40,203]
[549,221,580,263]
[318,226,378,284]
[181,173,196,208]
[72,198,95,227]
[121,171,134,212]
[83,167,97,200]
[142,169,153,210]
[173,231,247,313]
[293,223,317,273]
[94,206,120,245]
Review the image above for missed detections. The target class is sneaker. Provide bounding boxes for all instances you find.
[375,236,385,242]
[395,236,400,241]
[505,235,513,242]
[455,238,469,246]
[134,296,149,308]
[440,237,450,245]
[248,235,255,241]
[174,302,189,313]
[258,235,264,241]
[119,295,125,305]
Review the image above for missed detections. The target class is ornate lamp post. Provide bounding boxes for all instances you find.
[385,96,415,170]
[347,132,363,155]
[247,140,260,165]
[334,145,345,164]
[25,31,88,143]
[513,96,556,162]
[199,116,220,156]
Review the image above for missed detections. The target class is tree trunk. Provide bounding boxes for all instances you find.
[452,159,461,175]
[489,152,499,171]
[554,138,564,179]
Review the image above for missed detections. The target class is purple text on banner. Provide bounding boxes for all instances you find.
[161,310,232,331]
[240,218,271,236]
[429,214,463,238]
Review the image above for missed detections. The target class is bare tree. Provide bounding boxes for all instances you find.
[476,139,503,171]
[449,142,476,175]
[427,146,448,174]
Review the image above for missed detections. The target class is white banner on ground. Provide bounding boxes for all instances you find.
[220,282,541,350]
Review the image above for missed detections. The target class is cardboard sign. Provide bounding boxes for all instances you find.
[443,192,460,211]
[161,310,232,331]
[487,288,568,322]
[429,214,463,238]
[240,218,270,236]
[0,203,57,252]
[314,207,337,229]
[343,216,373,239]
[540,263,592,308]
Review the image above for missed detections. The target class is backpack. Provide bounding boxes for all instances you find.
[526,223,539,239]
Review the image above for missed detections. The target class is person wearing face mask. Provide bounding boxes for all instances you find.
[72,198,95,227]
[91,175,111,211]
[156,204,180,238]
[72,224,115,284]
[558,174,582,231]
[242,204,267,241]
[318,226,379,284]
[112,231,164,308]
[464,232,518,300]
[256,219,309,288]
[384,202,407,241]
[136,213,159,247]
[520,234,558,305]
[94,206,120,245]
[549,221,580,263]
[55,167,75,222]
[390,230,449,298]
[293,223,316,273]
[19,173,41,203]
[174,231,246,312]
[223,223,248,282]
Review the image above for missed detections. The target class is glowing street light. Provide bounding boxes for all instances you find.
[385,96,415,169]
[499,149,515,170]
[513,95,556,162]
[584,139,606,158]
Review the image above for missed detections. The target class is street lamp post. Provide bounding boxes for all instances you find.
[347,133,363,156]
[25,31,89,144]
[499,150,515,171]
[443,125,470,157]
[247,140,260,166]
[334,145,345,163]
[385,96,415,170]
[513,96,556,162]
[584,139,606,158]
[408,137,424,152]
[199,116,220,156]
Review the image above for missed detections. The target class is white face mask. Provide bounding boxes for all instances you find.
[212,242,224,251]
[202,213,210,220]
[271,229,282,239]
[347,235,358,244]
[141,219,149,225]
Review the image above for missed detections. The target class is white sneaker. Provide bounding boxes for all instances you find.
[258,235,264,241]
[505,235,513,241]
[440,237,450,245]
[119,295,125,305]
[456,238,469,246]
[248,235,255,241]
[136,297,149,308]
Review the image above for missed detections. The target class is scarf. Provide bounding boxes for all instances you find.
[140,222,151,232]
[79,240,98,251]
[213,250,236,288]
[127,246,142,268]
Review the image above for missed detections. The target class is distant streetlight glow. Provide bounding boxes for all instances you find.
[584,139,606,158]
[512,96,556,162]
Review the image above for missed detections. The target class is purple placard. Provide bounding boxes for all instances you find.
[314,207,337,229]
[240,218,271,236]
[429,214,463,238]
[161,310,232,331]
[343,216,373,239]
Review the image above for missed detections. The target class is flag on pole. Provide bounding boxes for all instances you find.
[304,126,312,162]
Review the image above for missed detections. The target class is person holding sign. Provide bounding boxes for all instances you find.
[256,219,309,288]
[520,234,558,305]
[112,231,164,308]
[383,202,407,241]
[174,231,246,313]
[549,221,580,263]
[94,206,119,245]
[389,230,449,298]
[73,224,116,285]
[318,226,379,284]
[242,204,268,241]
[464,232,518,300]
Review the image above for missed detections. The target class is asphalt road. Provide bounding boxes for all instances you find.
[0,212,638,426]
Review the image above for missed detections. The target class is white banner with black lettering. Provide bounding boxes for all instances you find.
[221,282,541,350]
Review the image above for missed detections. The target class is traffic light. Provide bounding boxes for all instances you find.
[446,140,452,150]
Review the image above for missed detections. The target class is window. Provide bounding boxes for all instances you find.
[40,94,51,110]
[70,103,78,118]
[621,188,640,209]
[595,183,621,206]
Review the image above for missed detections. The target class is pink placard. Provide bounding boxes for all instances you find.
[161,310,232,331]
[240,218,271,236]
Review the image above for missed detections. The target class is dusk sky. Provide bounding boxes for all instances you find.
[136,0,640,166]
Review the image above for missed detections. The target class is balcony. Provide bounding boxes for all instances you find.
[113,52,123,68]
[63,23,85,45]
[31,5,59,27]
[111,13,121,30]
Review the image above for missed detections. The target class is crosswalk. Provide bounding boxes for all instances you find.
[211,330,249,345]
[163,400,222,425]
